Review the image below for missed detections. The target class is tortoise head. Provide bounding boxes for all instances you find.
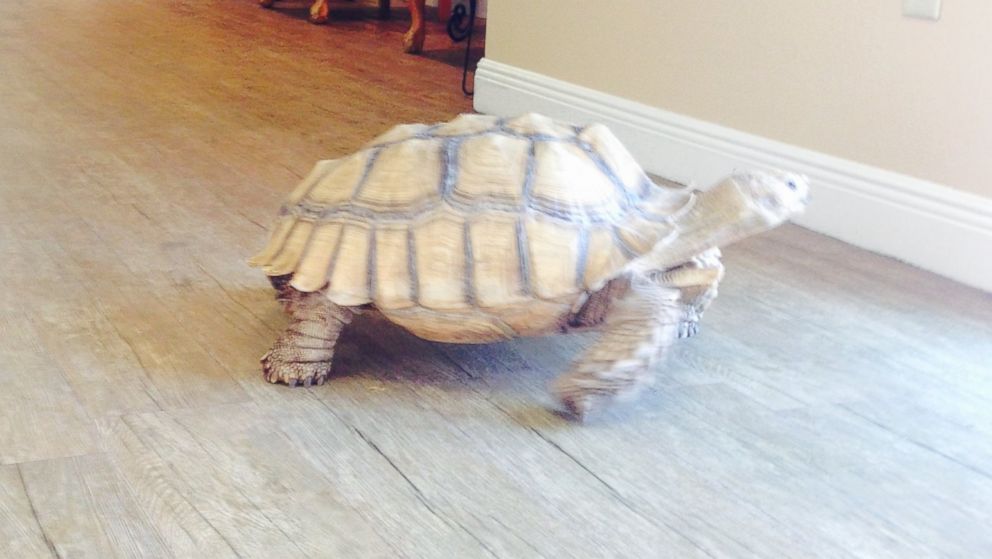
[728,169,810,229]
[631,169,810,274]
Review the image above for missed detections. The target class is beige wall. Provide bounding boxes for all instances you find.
[485,1,992,197]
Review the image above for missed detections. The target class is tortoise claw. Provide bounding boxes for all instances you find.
[678,321,699,339]
[260,352,331,388]
[559,394,592,422]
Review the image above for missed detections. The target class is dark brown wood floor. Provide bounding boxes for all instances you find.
[2,0,991,557]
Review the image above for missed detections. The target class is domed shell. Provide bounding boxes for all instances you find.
[250,113,695,311]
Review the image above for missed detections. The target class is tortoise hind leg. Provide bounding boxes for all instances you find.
[553,279,682,420]
[262,288,353,387]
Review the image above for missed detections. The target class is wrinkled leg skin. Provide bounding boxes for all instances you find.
[675,281,718,339]
[262,286,353,387]
[553,280,682,420]
[655,248,724,339]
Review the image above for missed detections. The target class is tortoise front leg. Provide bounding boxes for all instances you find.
[652,248,724,339]
[309,0,330,24]
[402,0,426,53]
[553,279,682,419]
[262,288,353,387]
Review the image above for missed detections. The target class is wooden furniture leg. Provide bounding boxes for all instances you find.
[438,0,452,22]
[379,0,391,20]
[309,0,330,24]
[403,0,427,53]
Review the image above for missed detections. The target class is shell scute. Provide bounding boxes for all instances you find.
[289,223,343,292]
[432,113,500,136]
[577,124,650,200]
[326,224,372,305]
[306,152,369,206]
[373,226,415,309]
[530,141,622,219]
[525,217,581,299]
[263,220,314,276]
[469,217,528,308]
[583,228,632,291]
[505,113,576,139]
[413,214,468,310]
[354,138,442,210]
[453,134,530,204]
[249,217,295,268]
[614,214,675,257]
[285,159,342,206]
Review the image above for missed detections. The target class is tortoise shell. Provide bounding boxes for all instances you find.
[250,113,694,314]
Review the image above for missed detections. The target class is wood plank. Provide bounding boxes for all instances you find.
[0,229,99,464]
[18,453,171,558]
[0,465,56,558]
[101,402,494,558]
[97,418,242,558]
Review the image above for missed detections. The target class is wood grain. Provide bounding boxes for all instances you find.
[1,0,991,557]
[0,466,57,558]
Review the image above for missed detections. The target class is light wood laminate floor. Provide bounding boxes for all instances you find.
[2,1,991,557]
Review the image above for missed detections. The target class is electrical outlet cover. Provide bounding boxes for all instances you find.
[903,0,941,20]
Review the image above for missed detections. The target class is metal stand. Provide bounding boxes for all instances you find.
[446,0,477,96]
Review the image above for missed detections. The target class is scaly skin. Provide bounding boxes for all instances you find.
[654,248,724,339]
[553,250,723,419]
[553,280,683,420]
[568,277,629,329]
[262,288,352,387]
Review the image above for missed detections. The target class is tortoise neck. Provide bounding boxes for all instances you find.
[640,177,765,270]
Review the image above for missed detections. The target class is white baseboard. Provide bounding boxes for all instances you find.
[474,58,992,292]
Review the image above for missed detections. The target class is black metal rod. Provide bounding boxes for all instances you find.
[446,0,477,96]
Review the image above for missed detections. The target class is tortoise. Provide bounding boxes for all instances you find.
[249,113,809,418]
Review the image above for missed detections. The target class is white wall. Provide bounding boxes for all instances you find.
[483,1,992,198]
